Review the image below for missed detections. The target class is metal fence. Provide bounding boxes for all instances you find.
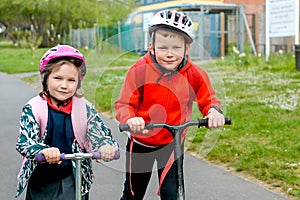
[70,5,246,60]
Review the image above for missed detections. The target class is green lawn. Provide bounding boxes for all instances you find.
[0,46,299,199]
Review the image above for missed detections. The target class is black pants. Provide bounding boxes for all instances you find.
[120,139,184,200]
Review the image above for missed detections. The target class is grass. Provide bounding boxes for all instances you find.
[0,47,45,73]
[1,45,299,199]
[200,50,300,198]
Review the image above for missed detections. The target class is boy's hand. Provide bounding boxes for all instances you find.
[97,145,117,162]
[126,117,148,134]
[204,107,225,128]
[40,147,62,164]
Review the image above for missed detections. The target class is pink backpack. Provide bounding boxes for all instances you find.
[28,95,92,152]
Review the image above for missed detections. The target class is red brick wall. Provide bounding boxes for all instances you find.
[223,0,265,13]
[224,0,267,53]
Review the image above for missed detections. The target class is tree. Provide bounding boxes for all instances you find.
[0,0,136,48]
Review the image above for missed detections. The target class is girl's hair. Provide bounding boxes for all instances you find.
[39,58,85,98]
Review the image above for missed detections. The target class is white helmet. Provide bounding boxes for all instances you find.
[148,9,194,43]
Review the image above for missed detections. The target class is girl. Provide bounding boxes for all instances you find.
[16,45,118,200]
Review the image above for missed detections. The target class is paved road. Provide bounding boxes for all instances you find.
[1,72,290,200]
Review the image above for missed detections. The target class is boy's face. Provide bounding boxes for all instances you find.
[150,30,190,71]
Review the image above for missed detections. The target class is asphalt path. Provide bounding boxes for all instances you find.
[0,72,290,200]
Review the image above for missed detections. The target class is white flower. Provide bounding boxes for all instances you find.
[233,46,240,54]
[239,53,246,57]
[286,162,298,167]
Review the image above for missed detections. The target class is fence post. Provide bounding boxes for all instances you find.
[295,44,300,70]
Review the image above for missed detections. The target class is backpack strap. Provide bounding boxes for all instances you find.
[72,96,91,152]
[28,96,48,137]
[28,95,90,151]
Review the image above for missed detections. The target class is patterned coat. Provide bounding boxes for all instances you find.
[15,96,118,197]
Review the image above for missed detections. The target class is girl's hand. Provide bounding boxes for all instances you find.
[204,107,225,128]
[97,145,117,162]
[40,147,62,164]
[126,117,148,134]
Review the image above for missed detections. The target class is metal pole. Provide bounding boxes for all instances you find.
[238,6,245,54]
[199,5,205,59]
[173,128,185,200]
[242,13,257,56]
[75,155,82,200]
[265,0,271,61]
[295,0,299,44]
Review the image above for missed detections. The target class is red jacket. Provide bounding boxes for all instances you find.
[114,52,221,146]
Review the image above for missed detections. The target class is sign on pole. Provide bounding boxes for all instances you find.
[265,0,299,60]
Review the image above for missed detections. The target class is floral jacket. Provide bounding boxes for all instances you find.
[15,96,118,197]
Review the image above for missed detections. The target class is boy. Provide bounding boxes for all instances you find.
[114,9,225,200]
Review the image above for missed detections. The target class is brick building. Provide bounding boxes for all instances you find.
[136,0,299,55]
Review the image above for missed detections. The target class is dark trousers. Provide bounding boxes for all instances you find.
[120,139,184,200]
[26,175,89,200]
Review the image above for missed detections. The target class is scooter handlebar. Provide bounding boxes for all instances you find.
[119,117,232,132]
[35,151,120,163]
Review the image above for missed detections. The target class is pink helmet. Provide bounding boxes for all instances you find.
[39,45,86,79]
[149,9,194,43]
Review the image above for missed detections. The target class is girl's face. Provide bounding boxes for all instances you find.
[46,62,79,106]
[150,30,190,71]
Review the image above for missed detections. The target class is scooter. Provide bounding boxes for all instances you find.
[119,117,231,200]
[35,151,120,200]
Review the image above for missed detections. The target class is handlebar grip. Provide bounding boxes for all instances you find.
[92,151,101,159]
[119,122,154,132]
[93,151,120,160]
[119,124,130,132]
[34,153,66,163]
[225,117,232,125]
[113,151,121,160]
[34,153,45,162]
[198,117,232,127]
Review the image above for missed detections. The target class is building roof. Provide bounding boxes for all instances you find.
[137,0,237,12]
